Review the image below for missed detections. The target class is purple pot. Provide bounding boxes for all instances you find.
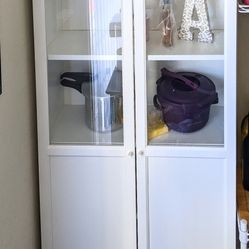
[154,68,219,133]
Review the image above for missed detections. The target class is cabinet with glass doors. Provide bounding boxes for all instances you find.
[33,0,237,249]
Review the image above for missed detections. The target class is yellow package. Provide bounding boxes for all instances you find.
[148,110,169,141]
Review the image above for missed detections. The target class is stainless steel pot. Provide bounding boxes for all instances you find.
[60,71,123,132]
[85,92,123,132]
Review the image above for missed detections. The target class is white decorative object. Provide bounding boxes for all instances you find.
[178,0,213,43]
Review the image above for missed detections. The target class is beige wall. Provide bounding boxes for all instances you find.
[0,0,40,249]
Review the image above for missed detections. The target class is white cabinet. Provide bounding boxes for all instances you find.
[32,0,237,249]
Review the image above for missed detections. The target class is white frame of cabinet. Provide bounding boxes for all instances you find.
[134,0,237,249]
[32,0,136,248]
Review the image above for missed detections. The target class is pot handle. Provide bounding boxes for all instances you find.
[153,95,162,110]
[60,72,92,93]
[197,92,219,108]
[160,67,199,90]
[160,67,218,96]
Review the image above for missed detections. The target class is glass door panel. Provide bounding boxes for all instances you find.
[145,0,225,147]
[45,0,124,145]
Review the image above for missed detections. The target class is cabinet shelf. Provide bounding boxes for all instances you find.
[47,29,224,61]
[48,31,122,61]
[149,105,224,147]
[147,30,224,61]
[50,105,123,145]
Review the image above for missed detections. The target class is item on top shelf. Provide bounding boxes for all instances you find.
[109,13,122,37]
[158,0,175,47]
[148,109,169,140]
[153,68,218,133]
[60,69,123,133]
[178,0,213,43]
[110,11,150,41]
[241,113,249,191]
[243,0,249,4]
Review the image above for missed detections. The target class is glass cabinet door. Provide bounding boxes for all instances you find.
[44,0,132,146]
[135,0,225,147]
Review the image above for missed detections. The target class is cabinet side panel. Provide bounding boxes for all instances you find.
[148,157,226,249]
[50,156,136,249]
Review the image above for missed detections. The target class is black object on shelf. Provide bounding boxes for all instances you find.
[105,69,122,95]
[242,113,249,191]
[60,72,92,94]
[60,70,123,133]
[154,67,219,133]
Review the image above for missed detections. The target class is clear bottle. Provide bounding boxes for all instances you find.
[159,0,175,47]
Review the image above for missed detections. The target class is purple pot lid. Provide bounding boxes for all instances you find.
[157,72,217,105]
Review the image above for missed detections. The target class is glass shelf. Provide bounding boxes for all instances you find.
[147,30,224,61]
[50,105,123,145]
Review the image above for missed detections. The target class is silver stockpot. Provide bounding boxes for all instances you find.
[60,70,123,132]
[84,90,123,132]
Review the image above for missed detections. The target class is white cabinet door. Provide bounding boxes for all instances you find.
[50,156,136,249]
[146,157,228,249]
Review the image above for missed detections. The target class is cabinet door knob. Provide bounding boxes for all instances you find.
[138,151,144,156]
[128,151,134,157]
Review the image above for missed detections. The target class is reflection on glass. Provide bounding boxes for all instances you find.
[88,0,122,133]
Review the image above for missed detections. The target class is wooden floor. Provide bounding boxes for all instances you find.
[237,164,249,221]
